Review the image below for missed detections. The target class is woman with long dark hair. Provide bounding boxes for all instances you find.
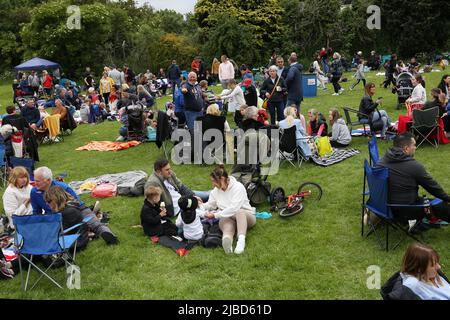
[202,165,256,255]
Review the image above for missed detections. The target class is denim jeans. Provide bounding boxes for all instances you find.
[371,110,391,137]
[185,110,203,131]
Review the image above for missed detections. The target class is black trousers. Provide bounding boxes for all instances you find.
[330,140,349,148]
[331,76,341,93]
[393,201,450,224]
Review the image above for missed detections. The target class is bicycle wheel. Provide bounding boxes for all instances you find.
[270,187,285,207]
[297,182,323,205]
[279,202,304,218]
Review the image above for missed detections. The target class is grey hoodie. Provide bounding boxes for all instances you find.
[330,118,351,145]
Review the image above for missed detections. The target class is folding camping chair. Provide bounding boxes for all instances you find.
[343,107,370,135]
[0,144,7,187]
[12,213,92,291]
[278,126,303,168]
[35,114,63,144]
[155,110,174,159]
[368,135,379,166]
[361,159,438,251]
[9,156,35,181]
[410,107,440,148]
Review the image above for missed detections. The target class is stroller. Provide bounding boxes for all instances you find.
[393,72,414,109]
[126,103,147,141]
[231,163,284,208]
[231,130,285,208]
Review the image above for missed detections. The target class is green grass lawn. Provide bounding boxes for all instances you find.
[1,69,450,300]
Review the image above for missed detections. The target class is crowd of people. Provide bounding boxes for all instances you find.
[3,49,450,300]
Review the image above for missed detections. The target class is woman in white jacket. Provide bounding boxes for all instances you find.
[2,166,33,229]
[407,74,426,105]
[203,165,256,254]
[217,79,246,113]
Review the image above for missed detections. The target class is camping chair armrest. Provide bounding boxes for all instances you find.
[62,216,93,234]
[344,107,368,118]
[387,203,427,208]
[63,222,84,234]
[83,215,94,224]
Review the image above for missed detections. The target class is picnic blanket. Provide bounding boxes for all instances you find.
[69,170,148,196]
[76,140,141,152]
[310,148,360,167]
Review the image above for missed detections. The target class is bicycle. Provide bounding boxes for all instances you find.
[271,182,323,217]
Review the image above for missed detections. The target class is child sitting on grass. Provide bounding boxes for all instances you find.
[140,186,177,237]
[176,196,204,243]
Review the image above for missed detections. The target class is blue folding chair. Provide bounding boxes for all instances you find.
[0,144,7,187]
[12,213,92,291]
[9,156,35,181]
[361,159,438,251]
[368,136,379,166]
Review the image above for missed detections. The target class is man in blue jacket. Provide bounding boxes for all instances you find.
[285,55,304,110]
[21,98,41,129]
[31,166,119,245]
[181,72,205,131]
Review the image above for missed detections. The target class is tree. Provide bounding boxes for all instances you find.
[195,0,284,57]
[377,0,450,58]
[21,0,133,77]
[279,0,341,61]
[201,12,261,67]
[154,9,187,34]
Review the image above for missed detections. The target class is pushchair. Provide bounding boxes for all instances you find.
[393,72,414,110]
[231,163,285,208]
[231,129,285,208]
[126,104,147,141]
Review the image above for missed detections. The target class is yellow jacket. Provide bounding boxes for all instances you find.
[99,77,115,95]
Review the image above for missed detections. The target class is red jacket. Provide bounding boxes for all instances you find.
[43,74,53,88]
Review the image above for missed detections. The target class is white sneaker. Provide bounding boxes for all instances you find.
[339,88,345,92]
[332,93,339,96]
[234,235,246,254]
[116,136,125,142]
[222,236,233,254]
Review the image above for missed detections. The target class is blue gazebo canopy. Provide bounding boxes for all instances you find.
[14,57,60,71]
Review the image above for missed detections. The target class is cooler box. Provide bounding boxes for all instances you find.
[302,73,317,98]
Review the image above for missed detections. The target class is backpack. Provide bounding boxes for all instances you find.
[201,220,222,248]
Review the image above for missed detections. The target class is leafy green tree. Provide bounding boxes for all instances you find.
[195,0,284,57]
[21,0,133,77]
[376,0,450,58]
[201,12,261,67]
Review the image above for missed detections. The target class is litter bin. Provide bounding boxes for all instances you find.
[302,73,317,98]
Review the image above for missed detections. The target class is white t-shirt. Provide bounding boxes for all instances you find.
[175,208,205,241]
[164,180,181,216]
[410,84,426,104]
